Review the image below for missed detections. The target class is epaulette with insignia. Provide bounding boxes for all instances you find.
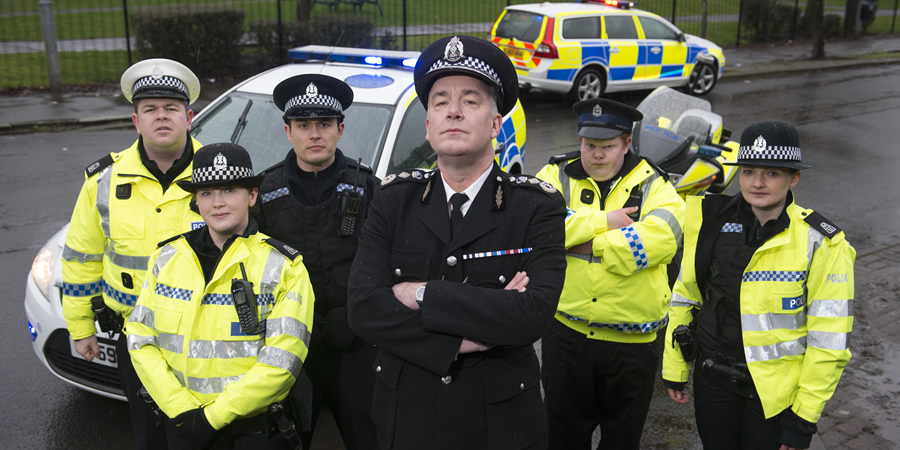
[803,211,842,240]
[548,151,581,165]
[265,238,301,260]
[381,169,434,186]
[504,174,558,194]
[85,154,114,177]
[157,234,183,248]
[641,156,670,182]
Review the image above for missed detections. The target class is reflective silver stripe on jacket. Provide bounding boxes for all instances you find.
[96,166,113,237]
[808,299,852,318]
[808,330,849,351]
[62,245,103,263]
[670,292,700,308]
[152,245,178,278]
[744,336,807,363]
[129,304,155,330]
[646,208,683,247]
[127,333,158,351]
[259,249,285,316]
[185,374,244,395]
[257,346,304,377]
[186,339,264,359]
[158,332,184,354]
[105,241,150,271]
[266,316,311,346]
[741,311,806,333]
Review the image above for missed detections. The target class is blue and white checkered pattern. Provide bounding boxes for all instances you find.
[102,280,139,306]
[721,222,744,233]
[132,75,188,99]
[336,183,364,195]
[427,56,503,96]
[190,165,254,185]
[261,187,290,204]
[742,270,807,283]
[285,94,343,114]
[155,283,193,301]
[201,293,276,307]
[63,281,101,297]
[621,225,649,271]
[559,310,669,334]
[737,145,802,162]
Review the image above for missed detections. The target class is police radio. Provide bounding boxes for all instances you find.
[623,184,643,221]
[231,263,260,335]
[337,159,363,236]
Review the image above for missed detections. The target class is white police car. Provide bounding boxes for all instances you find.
[24,45,528,400]
[490,0,726,101]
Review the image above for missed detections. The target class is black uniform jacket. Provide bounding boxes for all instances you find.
[348,163,567,450]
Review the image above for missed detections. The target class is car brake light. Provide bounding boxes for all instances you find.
[533,18,558,59]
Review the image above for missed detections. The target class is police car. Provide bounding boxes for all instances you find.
[490,0,726,101]
[24,45,528,400]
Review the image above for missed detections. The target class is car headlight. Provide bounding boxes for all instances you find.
[31,245,58,300]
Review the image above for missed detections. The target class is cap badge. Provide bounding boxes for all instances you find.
[213,152,228,170]
[306,82,318,97]
[752,135,767,153]
[444,36,464,62]
[151,65,163,79]
[592,105,602,117]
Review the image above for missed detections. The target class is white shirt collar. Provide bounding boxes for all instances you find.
[441,164,493,218]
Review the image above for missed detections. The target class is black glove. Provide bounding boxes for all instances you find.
[779,408,817,449]
[172,408,217,449]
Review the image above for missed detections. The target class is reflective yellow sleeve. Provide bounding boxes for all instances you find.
[62,175,106,340]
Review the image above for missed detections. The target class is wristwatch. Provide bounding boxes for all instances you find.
[415,285,426,307]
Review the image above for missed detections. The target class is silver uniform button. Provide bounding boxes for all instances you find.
[519,383,525,390]
[499,275,506,283]
[441,375,452,385]
[394,268,402,277]
[446,256,458,266]
[376,366,382,373]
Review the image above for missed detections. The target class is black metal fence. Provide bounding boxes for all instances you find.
[2,0,898,89]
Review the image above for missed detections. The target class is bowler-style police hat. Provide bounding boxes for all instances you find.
[724,121,814,170]
[120,58,200,104]
[177,143,265,192]
[573,98,643,140]
[274,74,354,122]
[414,35,519,116]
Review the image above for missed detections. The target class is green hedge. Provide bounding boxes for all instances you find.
[132,6,244,77]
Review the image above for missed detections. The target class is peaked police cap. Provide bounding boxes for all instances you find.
[274,74,354,122]
[120,58,200,104]
[573,98,643,140]
[724,121,814,170]
[177,143,265,192]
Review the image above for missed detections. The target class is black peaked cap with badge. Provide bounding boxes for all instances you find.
[274,74,354,123]
[414,35,519,116]
[725,120,814,170]
[573,98,643,140]
[177,143,265,192]
[120,58,200,104]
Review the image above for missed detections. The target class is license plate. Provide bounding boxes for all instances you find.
[70,335,119,368]
[502,46,527,60]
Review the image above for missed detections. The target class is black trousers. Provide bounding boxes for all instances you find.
[541,319,658,450]
[693,364,782,450]
[116,332,168,450]
[165,419,290,450]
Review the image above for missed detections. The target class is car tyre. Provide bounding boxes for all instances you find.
[687,63,717,96]
[568,68,605,102]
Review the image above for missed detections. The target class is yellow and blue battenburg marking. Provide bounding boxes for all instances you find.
[462,247,533,260]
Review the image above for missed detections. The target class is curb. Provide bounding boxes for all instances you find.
[723,55,900,79]
[0,115,132,135]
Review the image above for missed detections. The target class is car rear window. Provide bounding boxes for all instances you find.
[604,15,638,39]
[495,10,545,42]
[562,16,602,39]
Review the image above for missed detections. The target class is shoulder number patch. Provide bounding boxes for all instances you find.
[804,210,841,239]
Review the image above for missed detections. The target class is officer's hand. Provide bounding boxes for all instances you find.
[74,335,100,362]
[667,388,690,404]
[568,240,593,255]
[172,408,217,449]
[503,271,529,292]
[459,338,491,354]
[392,281,426,311]
[607,207,638,229]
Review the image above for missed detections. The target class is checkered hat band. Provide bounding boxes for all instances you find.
[285,94,343,114]
[737,146,802,161]
[192,165,255,184]
[133,75,188,98]
[427,56,503,95]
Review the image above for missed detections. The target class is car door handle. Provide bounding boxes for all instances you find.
[650,46,662,55]
[610,47,620,54]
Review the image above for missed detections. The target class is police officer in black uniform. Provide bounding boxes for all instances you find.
[347,35,567,450]
[255,74,380,449]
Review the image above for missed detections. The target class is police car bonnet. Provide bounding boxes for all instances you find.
[177,143,265,192]
[274,74,354,122]
[414,35,519,116]
[725,121,815,170]
[120,58,200,104]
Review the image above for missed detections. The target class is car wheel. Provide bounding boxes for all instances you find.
[569,68,605,102]
[687,63,717,95]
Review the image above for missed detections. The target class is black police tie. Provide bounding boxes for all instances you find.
[449,193,468,238]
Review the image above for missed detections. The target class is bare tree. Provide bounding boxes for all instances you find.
[297,0,313,22]
[809,0,825,59]
[700,0,708,38]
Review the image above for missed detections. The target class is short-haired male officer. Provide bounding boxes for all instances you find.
[62,58,202,449]
[348,35,567,450]
[536,99,685,449]
[255,74,380,449]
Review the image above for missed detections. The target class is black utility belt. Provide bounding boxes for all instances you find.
[699,350,751,385]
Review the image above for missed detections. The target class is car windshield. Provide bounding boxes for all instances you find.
[191,92,394,171]
[495,10,544,42]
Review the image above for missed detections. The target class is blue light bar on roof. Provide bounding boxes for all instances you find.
[289,45,420,69]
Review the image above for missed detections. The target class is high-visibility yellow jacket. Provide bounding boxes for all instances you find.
[536,154,685,343]
[126,230,315,430]
[62,138,203,340]
[663,194,855,423]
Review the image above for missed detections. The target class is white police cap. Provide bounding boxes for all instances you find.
[120,58,200,105]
